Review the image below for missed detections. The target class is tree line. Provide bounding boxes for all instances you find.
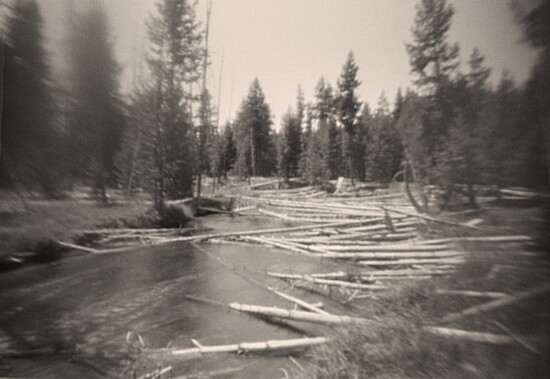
[1,0,548,216]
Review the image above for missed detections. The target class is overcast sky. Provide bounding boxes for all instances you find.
[39,0,538,128]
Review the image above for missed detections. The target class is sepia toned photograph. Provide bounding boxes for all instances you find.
[0,0,549,377]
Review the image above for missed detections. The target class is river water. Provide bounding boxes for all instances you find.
[0,215,348,378]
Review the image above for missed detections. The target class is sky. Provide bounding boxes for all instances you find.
[36,0,538,129]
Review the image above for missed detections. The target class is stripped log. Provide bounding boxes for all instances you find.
[359,257,465,266]
[361,268,455,277]
[153,218,381,244]
[56,241,139,254]
[267,272,385,290]
[440,283,550,324]
[241,236,318,256]
[382,206,482,230]
[151,337,328,357]
[424,326,514,344]
[171,366,246,379]
[230,303,368,324]
[266,287,329,315]
[434,289,508,299]
[320,251,462,260]
[306,243,449,252]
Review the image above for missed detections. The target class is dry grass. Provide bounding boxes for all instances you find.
[0,190,156,258]
[299,204,550,378]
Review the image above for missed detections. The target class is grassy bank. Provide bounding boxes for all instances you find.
[0,191,157,263]
[300,205,550,378]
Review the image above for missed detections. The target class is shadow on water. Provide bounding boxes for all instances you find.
[0,215,332,378]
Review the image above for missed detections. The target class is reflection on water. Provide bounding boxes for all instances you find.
[0,215,332,378]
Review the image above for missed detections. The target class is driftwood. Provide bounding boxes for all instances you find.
[154,218,382,244]
[362,268,455,277]
[172,366,246,379]
[440,283,550,324]
[382,206,482,230]
[197,206,240,215]
[316,251,463,260]
[230,303,368,324]
[267,272,385,290]
[307,243,449,252]
[359,257,465,266]
[56,241,138,254]
[241,236,318,256]
[434,289,507,299]
[151,337,328,357]
[424,326,514,344]
[266,287,329,315]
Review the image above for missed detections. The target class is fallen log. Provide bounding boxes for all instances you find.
[359,257,465,266]
[151,337,328,357]
[242,179,281,190]
[197,206,241,215]
[171,366,246,379]
[434,289,508,299]
[440,283,550,324]
[229,303,368,324]
[241,236,319,256]
[382,206,482,230]
[267,272,385,290]
[153,218,383,244]
[424,326,514,344]
[266,287,330,315]
[56,241,139,254]
[319,251,462,260]
[361,268,455,277]
[307,243,450,252]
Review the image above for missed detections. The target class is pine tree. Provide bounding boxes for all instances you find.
[235,79,273,178]
[144,0,203,214]
[67,1,124,201]
[336,52,362,183]
[406,0,459,96]
[313,77,339,181]
[365,93,403,183]
[514,0,550,188]
[2,0,58,194]
[278,106,302,182]
[220,122,237,179]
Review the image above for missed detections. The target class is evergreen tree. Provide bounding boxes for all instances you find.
[406,0,459,96]
[514,0,550,188]
[67,1,124,201]
[220,122,237,178]
[278,107,302,181]
[313,77,339,181]
[235,79,273,178]
[2,0,58,194]
[365,94,403,183]
[406,0,459,163]
[336,52,362,183]
[405,0,460,192]
[143,0,203,214]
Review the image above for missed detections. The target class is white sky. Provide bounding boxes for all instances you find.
[38,0,538,128]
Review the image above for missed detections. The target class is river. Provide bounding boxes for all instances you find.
[0,215,347,378]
